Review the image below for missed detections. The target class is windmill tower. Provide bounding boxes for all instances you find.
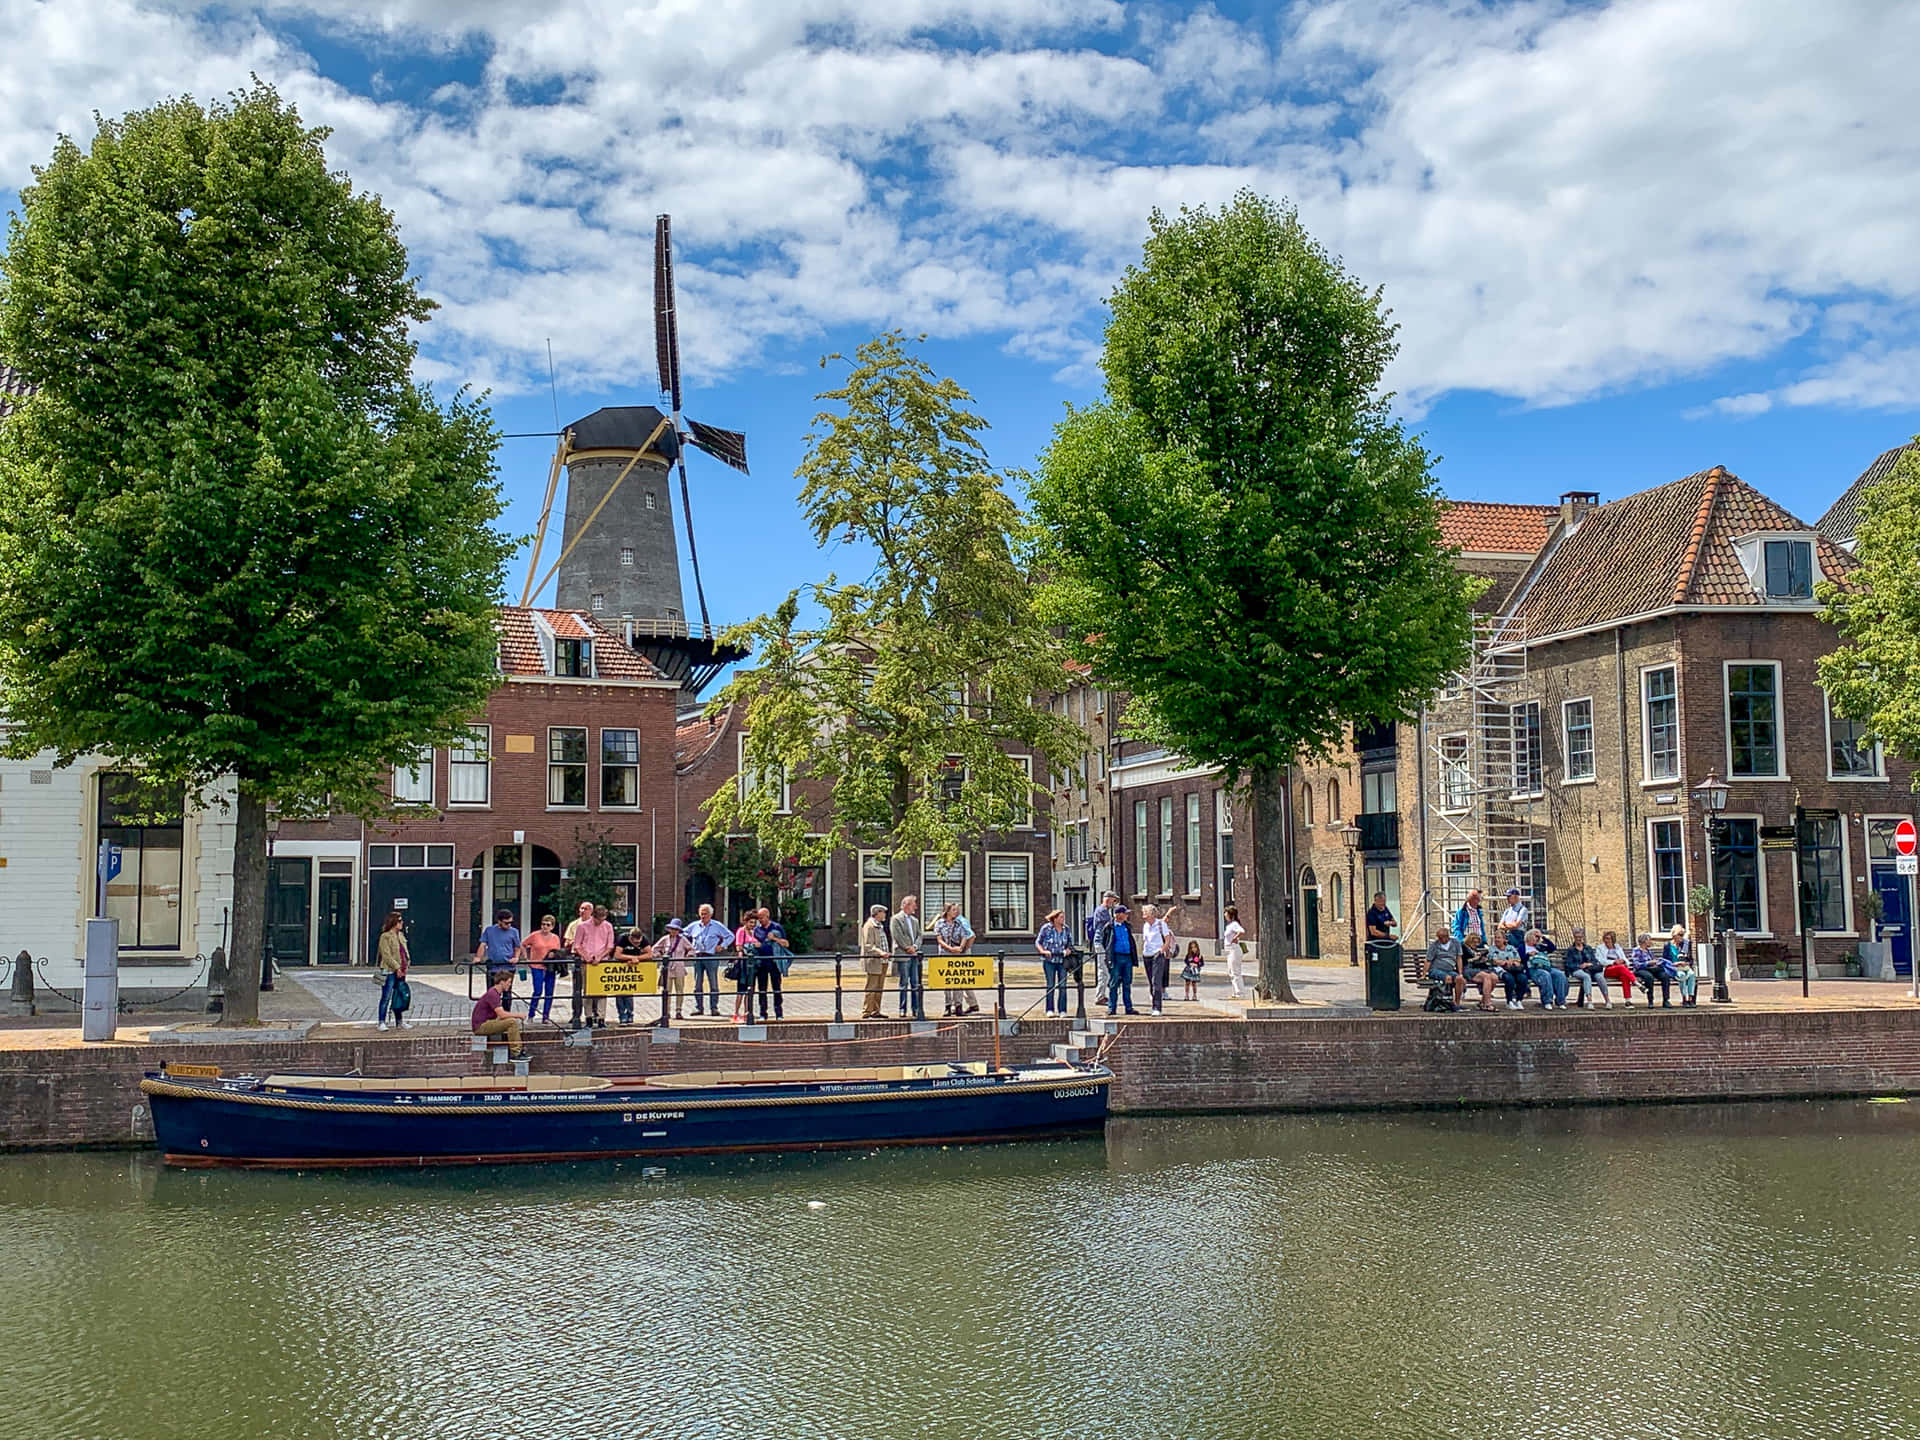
[520,216,749,698]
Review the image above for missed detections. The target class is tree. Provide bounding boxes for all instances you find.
[1819,440,1920,760]
[1028,193,1477,1002]
[555,829,638,927]
[687,834,818,953]
[0,85,511,1022]
[700,331,1085,889]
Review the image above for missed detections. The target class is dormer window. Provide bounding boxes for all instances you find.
[1763,539,1813,599]
[554,638,589,677]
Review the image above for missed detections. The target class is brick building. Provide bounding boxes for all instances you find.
[1043,671,1117,937]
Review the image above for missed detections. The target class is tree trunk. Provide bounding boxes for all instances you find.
[1250,765,1298,1003]
[220,788,269,1025]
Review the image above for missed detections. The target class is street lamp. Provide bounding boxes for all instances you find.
[1693,770,1733,1004]
[1339,821,1362,968]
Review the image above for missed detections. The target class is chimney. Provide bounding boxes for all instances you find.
[1559,490,1600,528]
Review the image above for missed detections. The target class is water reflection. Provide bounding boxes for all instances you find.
[1,1102,1917,1439]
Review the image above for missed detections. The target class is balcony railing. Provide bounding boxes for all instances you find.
[1356,812,1400,851]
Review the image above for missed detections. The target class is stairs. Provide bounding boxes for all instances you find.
[1051,1016,1116,1064]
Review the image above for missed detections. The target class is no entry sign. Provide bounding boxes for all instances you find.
[1896,819,1917,857]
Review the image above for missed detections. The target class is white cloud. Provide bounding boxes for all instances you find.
[0,0,1917,415]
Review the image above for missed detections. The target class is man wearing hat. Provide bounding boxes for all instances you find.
[655,918,694,1023]
[1106,903,1140,1018]
[1500,888,1531,963]
[859,903,891,1020]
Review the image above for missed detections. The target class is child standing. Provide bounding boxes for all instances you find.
[1180,940,1204,1002]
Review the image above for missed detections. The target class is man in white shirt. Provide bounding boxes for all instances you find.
[1500,889,1531,962]
[683,903,734,1018]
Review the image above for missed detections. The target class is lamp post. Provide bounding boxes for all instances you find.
[1339,821,1362,968]
[1693,770,1732,1003]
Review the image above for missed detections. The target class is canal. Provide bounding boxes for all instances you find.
[3,1100,1918,1439]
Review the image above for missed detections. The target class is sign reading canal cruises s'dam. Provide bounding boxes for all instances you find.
[928,952,992,992]
[585,960,659,996]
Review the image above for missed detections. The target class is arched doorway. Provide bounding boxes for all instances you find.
[471,844,568,949]
[1299,865,1321,958]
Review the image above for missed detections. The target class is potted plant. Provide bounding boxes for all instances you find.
[1843,947,1865,978]
[1857,890,1893,979]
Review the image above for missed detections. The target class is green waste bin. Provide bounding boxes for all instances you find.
[1365,940,1402,1011]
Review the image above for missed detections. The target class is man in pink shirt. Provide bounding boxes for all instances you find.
[570,902,618,1027]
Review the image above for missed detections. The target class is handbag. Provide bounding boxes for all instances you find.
[390,978,412,1013]
[724,960,741,982]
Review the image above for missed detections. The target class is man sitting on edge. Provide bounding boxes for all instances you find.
[472,970,528,1061]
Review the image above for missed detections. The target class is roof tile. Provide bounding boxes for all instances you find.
[1818,440,1920,546]
[1439,502,1558,555]
[496,606,664,681]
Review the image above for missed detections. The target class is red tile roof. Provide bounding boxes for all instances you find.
[1508,467,1853,638]
[675,707,732,766]
[1818,440,1920,547]
[496,606,664,680]
[1439,502,1558,555]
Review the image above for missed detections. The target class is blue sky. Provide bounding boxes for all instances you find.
[3,0,1917,635]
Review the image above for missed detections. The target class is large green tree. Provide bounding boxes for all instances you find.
[1819,439,1920,759]
[0,85,511,1022]
[701,332,1085,890]
[1029,193,1476,1002]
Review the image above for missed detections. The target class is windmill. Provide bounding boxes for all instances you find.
[518,214,749,696]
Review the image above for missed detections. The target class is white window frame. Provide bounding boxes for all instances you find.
[1185,792,1201,897]
[1012,754,1034,830]
[1724,660,1788,781]
[1645,816,1688,935]
[1439,733,1471,813]
[1158,795,1174,896]
[1133,799,1149,896]
[393,746,434,806]
[1717,812,1772,938]
[1511,701,1544,799]
[1299,782,1314,828]
[920,853,969,930]
[546,725,589,809]
[1640,664,1681,785]
[448,725,490,808]
[599,727,641,809]
[986,852,1032,934]
[1823,689,1884,781]
[1441,845,1474,918]
[1800,811,1853,936]
[1329,871,1345,923]
[1562,697,1596,784]
[737,733,792,813]
[782,843,831,932]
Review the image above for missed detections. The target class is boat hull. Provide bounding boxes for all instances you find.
[142,1069,1111,1169]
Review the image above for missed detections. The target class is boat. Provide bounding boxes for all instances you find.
[140,1060,1112,1169]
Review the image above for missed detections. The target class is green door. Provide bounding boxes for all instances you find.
[1301,869,1320,958]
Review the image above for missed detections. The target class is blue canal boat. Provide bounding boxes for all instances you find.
[140,1060,1112,1169]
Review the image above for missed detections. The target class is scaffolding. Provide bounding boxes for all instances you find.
[1417,614,1544,937]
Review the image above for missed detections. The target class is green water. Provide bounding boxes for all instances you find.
[4,1102,1920,1439]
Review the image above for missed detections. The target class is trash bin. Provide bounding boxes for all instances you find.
[1365,939,1402,1011]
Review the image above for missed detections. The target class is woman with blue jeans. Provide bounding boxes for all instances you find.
[1526,928,1569,1009]
[1036,910,1072,1018]
[375,910,410,1030]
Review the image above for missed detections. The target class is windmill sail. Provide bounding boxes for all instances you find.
[687,420,749,474]
[653,215,683,414]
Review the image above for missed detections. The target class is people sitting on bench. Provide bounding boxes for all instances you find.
[472,971,529,1060]
[1632,934,1676,1008]
[1490,926,1528,1009]
[1598,929,1637,1004]
[1526,928,1568,1009]
[1460,933,1501,1012]
[1563,927,1610,1008]
[1423,928,1464,1011]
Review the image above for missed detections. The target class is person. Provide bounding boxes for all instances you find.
[475,907,521,974]
[752,906,790,1021]
[471,970,527,1060]
[655,918,693,1022]
[1222,905,1247,999]
[1489,925,1528,1009]
[520,914,563,1023]
[730,912,760,1023]
[891,894,925,1020]
[1424,926,1465,1009]
[859,903,892,1020]
[572,903,617,1027]
[1563,927,1609,1008]
[685,903,732,1018]
[1180,940,1204,1002]
[1631,932,1674,1008]
[1036,909,1072,1018]
[1365,893,1396,956]
[1666,925,1698,1005]
[1598,930,1637,1005]
[1500,889,1530,962]
[611,925,654,1025]
[1526,928,1568,1009]
[1452,888,1487,948]
[1460,933,1501,1011]
[375,910,410,1030]
[1090,891,1118,1007]
[1140,903,1173,1016]
[935,904,979,1016]
[1106,903,1139,1017]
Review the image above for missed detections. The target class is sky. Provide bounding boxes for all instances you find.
[3,0,1918,634]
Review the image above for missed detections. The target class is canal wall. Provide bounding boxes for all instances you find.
[4,1008,1920,1151]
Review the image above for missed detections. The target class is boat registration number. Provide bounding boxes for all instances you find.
[1052,1085,1099,1099]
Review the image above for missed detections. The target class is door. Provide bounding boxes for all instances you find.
[1300,867,1321,958]
[369,869,455,967]
[1872,867,1912,977]
[268,858,312,966]
[317,875,353,965]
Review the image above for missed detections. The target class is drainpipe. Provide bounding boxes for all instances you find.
[1415,702,1431,932]
[1616,626,1636,927]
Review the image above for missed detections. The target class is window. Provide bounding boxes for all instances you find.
[1185,793,1201,894]
[1827,694,1881,778]
[1217,791,1235,907]
[1299,784,1314,828]
[1440,735,1471,811]
[449,726,490,806]
[922,856,966,922]
[1869,819,1908,862]
[547,727,588,807]
[1011,755,1033,828]
[1329,871,1344,922]
[988,855,1031,932]
[1643,667,1679,781]
[97,773,184,950]
[554,637,589,677]
[860,853,893,915]
[1518,841,1548,933]
[737,734,791,813]
[1078,820,1090,867]
[1801,814,1846,931]
[1364,863,1401,925]
[1134,800,1148,894]
[620,547,635,566]
[601,728,640,808]
[1513,701,1543,795]
[1650,820,1686,932]
[1563,698,1595,782]
[1065,824,1080,865]
[1159,796,1174,893]
[590,593,606,615]
[645,491,658,510]
[1763,539,1813,599]
[1727,663,1781,778]
[1362,768,1396,814]
[1717,818,1762,931]
[1328,777,1341,820]
[786,859,828,929]
[393,747,434,805]
[1442,847,1474,916]
[607,844,639,927]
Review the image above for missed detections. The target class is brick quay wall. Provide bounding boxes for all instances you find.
[5,1010,1920,1152]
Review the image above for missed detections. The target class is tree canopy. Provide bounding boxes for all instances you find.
[1819,440,1920,761]
[1029,193,1476,1000]
[0,84,512,1021]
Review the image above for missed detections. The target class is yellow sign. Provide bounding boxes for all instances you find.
[927,952,992,991]
[504,734,536,754]
[163,1062,223,1078]
[585,960,660,997]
